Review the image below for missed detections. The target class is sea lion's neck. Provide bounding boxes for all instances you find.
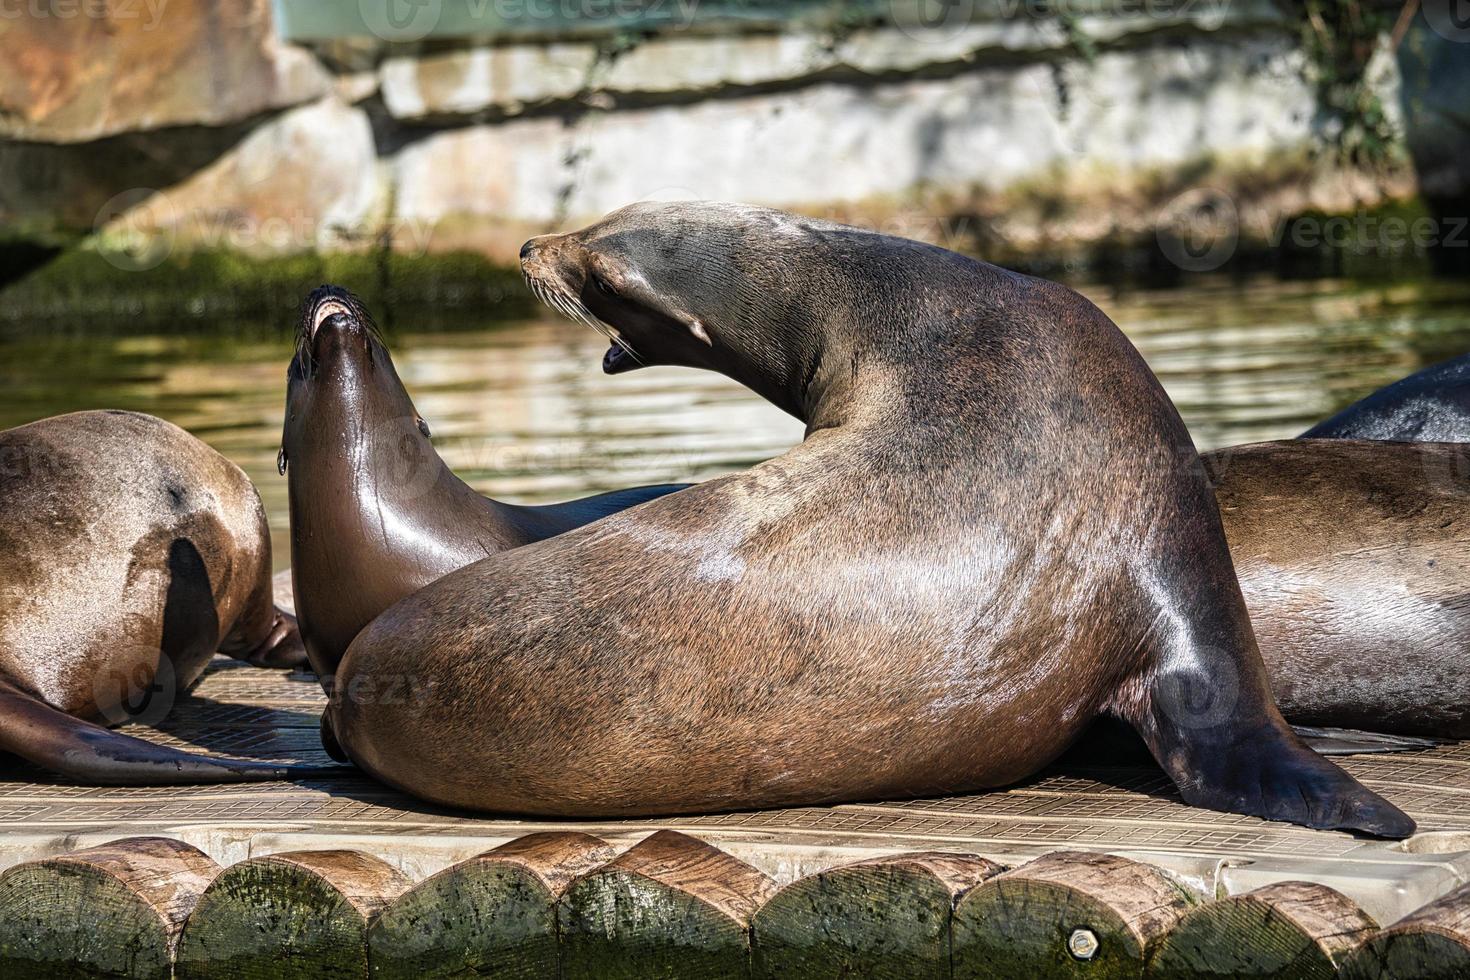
[723,318,893,437]
[288,411,516,546]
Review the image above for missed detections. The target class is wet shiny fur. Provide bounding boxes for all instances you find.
[329,202,1412,836]
[1303,352,1470,441]
[0,410,309,783]
[281,286,685,685]
[1211,439,1470,737]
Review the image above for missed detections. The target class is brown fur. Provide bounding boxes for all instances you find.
[329,202,1412,836]
[0,410,307,783]
[1211,439,1470,737]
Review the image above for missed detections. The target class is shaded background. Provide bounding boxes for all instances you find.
[0,0,1467,561]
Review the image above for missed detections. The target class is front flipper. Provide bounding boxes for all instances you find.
[0,679,339,785]
[1293,726,1442,756]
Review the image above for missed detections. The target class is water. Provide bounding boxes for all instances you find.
[2,275,1468,568]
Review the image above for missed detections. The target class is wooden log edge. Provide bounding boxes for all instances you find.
[175,848,410,979]
[954,849,1198,976]
[752,850,1003,979]
[479,831,618,897]
[1342,879,1470,980]
[368,833,614,979]
[0,835,219,977]
[33,836,219,941]
[1148,880,1378,979]
[246,849,411,921]
[558,829,779,980]
[588,829,779,926]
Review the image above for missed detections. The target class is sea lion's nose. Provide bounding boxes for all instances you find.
[519,239,537,261]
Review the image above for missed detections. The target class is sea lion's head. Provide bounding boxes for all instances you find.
[521,201,860,420]
[281,286,444,680]
[280,285,433,480]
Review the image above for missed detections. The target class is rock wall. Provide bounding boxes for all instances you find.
[0,0,1461,269]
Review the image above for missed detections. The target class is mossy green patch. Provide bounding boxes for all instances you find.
[0,247,531,327]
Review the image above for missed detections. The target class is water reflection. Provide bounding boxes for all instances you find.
[1,275,1467,567]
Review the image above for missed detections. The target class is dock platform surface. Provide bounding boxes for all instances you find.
[2,658,1468,927]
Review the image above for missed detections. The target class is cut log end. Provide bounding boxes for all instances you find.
[753,850,1002,980]
[175,849,408,979]
[953,850,1197,979]
[1151,880,1377,980]
[369,832,614,980]
[1342,880,1470,980]
[559,830,777,980]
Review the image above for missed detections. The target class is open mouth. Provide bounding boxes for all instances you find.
[523,273,644,375]
[309,298,354,341]
[295,287,382,379]
[602,341,639,374]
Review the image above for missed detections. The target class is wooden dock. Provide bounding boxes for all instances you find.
[1,657,1468,977]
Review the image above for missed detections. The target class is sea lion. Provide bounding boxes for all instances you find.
[1209,438,1470,737]
[280,285,685,685]
[328,202,1412,836]
[1303,351,1470,441]
[0,410,314,783]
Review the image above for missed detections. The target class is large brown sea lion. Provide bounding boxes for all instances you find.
[280,285,685,686]
[0,410,315,783]
[1209,438,1470,738]
[1303,351,1470,441]
[327,202,1412,836]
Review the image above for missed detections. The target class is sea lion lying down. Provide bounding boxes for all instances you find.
[0,410,315,783]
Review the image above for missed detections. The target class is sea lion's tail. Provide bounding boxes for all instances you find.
[0,678,346,785]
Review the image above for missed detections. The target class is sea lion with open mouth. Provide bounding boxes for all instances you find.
[328,202,1412,836]
[280,286,686,691]
[0,410,314,784]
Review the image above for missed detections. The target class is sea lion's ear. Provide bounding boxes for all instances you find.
[688,320,712,346]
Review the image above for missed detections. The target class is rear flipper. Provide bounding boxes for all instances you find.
[1119,601,1416,839]
[220,606,308,670]
[0,678,340,785]
[1293,726,1442,756]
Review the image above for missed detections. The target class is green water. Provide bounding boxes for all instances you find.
[2,275,1468,568]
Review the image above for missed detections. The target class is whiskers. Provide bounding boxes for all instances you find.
[294,288,386,378]
[523,273,642,365]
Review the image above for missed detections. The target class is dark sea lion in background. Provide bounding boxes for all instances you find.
[0,410,314,783]
[329,202,1411,836]
[280,286,685,686]
[1208,438,1470,738]
[1303,351,1470,441]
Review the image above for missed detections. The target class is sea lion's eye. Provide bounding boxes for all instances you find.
[592,273,618,296]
